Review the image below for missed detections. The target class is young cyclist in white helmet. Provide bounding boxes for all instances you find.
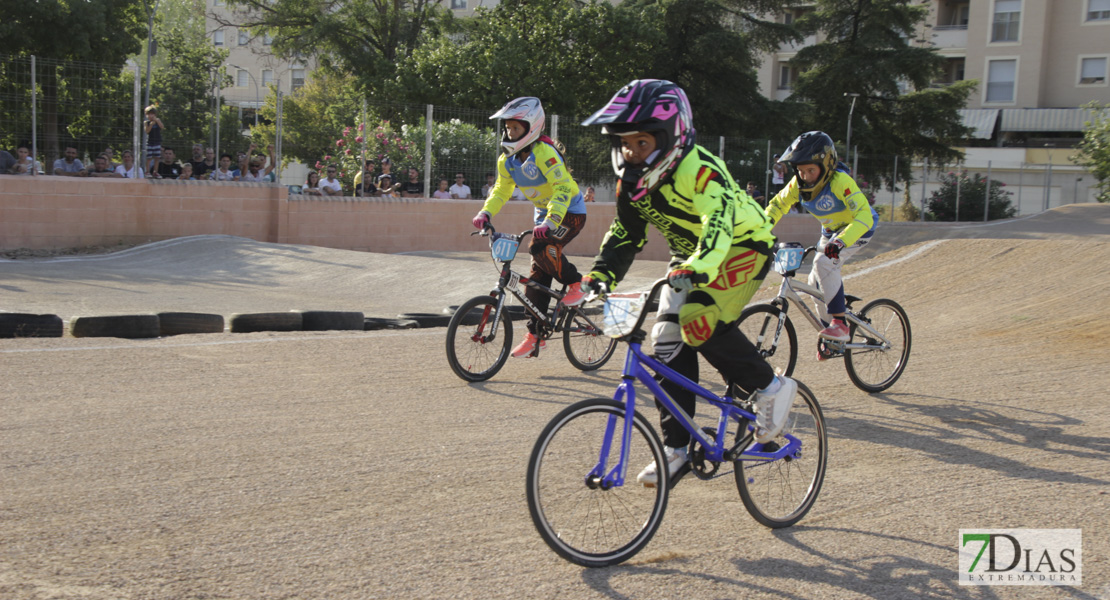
[580,79,797,487]
[471,97,588,358]
[766,131,878,358]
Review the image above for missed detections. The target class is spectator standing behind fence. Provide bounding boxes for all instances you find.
[208,153,237,181]
[401,167,424,197]
[302,170,322,195]
[179,163,196,180]
[155,147,182,179]
[320,165,343,196]
[771,154,786,196]
[53,144,87,176]
[746,181,765,206]
[240,144,274,182]
[353,160,375,197]
[12,143,42,175]
[584,186,596,202]
[433,178,451,198]
[480,172,495,199]
[450,173,471,199]
[1,149,17,173]
[115,149,144,179]
[377,174,400,198]
[102,147,119,171]
[143,105,164,174]
[88,154,122,178]
[188,144,211,180]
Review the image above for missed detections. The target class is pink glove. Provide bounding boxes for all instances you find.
[532,223,551,239]
[472,211,490,230]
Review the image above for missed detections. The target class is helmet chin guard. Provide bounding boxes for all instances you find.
[582,79,695,200]
[490,97,545,156]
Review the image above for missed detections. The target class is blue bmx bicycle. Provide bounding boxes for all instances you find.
[526,279,827,567]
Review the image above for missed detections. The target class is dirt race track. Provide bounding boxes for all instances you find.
[2,204,1110,599]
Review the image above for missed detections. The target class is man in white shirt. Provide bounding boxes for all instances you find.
[12,143,42,175]
[321,165,344,196]
[449,173,471,199]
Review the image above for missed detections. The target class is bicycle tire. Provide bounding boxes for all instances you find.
[561,308,618,371]
[527,399,668,568]
[735,379,826,528]
[844,298,911,393]
[736,304,798,378]
[445,295,513,382]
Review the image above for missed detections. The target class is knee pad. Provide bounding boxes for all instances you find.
[651,320,684,364]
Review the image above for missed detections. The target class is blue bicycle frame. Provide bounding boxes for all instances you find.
[589,292,804,490]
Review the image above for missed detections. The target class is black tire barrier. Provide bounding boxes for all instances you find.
[229,312,303,333]
[300,310,366,331]
[70,315,161,339]
[0,313,64,338]
[397,312,454,328]
[364,317,420,330]
[443,304,530,321]
[158,312,225,336]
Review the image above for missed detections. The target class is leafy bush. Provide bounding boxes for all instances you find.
[926,170,1017,221]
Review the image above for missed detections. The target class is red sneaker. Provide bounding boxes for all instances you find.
[819,320,850,342]
[561,282,586,307]
[511,333,546,358]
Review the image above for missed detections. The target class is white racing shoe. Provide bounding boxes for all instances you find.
[754,376,798,443]
[636,446,687,488]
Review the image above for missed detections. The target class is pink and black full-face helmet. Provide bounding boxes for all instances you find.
[581,79,695,199]
[489,97,545,156]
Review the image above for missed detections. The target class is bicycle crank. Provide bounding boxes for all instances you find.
[688,427,722,480]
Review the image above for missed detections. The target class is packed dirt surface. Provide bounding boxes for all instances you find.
[2,204,1109,599]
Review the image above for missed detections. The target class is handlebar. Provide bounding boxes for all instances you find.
[472,223,533,240]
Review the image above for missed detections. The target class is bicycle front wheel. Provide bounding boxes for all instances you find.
[844,298,911,393]
[445,295,513,382]
[737,303,797,377]
[527,399,668,568]
[562,308,618,371]
[735,380,826,528]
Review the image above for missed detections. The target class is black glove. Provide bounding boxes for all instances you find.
[824,238,846,260]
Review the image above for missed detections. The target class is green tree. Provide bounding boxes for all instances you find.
[248,69,362,166]
[926,170,1016,221]
[1070,102,1110,203]
[789,0,975,188]
[0,0,146,163]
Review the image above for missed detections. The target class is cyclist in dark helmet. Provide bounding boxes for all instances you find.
[580,79,797,487]
[767,131,878,358]
[471,97,589,358]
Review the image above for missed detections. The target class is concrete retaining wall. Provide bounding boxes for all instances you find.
[0,176,818,260]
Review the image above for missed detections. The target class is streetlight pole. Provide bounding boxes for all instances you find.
[229,64,259,126]
[844,92,859,168]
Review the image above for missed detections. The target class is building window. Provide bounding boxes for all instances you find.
[263,33,273,45]
[986,59,1016,102]
[451,0,466,8]
[261,69,273,87]
[1088,0,1110,20]
[291,68,306,91]
[213,30,224,46]
[237,69,249,88]
[1080,57,1108,84]
[992,0,1021,42]
[238,30,249,45]
[778,64,795,90]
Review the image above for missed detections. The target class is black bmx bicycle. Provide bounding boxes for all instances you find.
[445,224,617,382]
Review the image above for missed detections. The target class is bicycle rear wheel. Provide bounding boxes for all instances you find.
[735,380,826,528]
[445,295,513,382]
[844,298,911,393]
[527,399,668,568]
[562,308,618,371]
[736,304,797,377]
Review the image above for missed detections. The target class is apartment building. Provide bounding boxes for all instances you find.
[206,0,315,127]
[757,0,1109,147]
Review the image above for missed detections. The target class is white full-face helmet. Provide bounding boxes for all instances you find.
[489,97,545,156]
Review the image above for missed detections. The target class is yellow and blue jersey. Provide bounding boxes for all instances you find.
[481,140,585,227]
[766,169,877,246]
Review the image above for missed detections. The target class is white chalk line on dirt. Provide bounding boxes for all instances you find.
[0,329,442,354]
[844,239,946,281]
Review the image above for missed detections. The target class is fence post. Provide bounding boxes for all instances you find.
[1045,160,1053,211]
[891,155,897,221]
[551,114,558,142]
[133,64,141,172]
[361,98,368,190]
[275,89,283,184]
[984,161,992,221]
[424,104,433,197]
[764,140,771,198]
[1018,161,1023,213]
[31,55,37,177]
[851,145,858,177]
[954,161,961,222]
[919,157,928,221]
[718,136,724,160]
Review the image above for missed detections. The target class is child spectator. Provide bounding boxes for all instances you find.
[143,105,164,174]
[12,143,42,175]
[179,162,195,180]
[209,153,237,181]
[377,173,399,198]
[433,178,451,199]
